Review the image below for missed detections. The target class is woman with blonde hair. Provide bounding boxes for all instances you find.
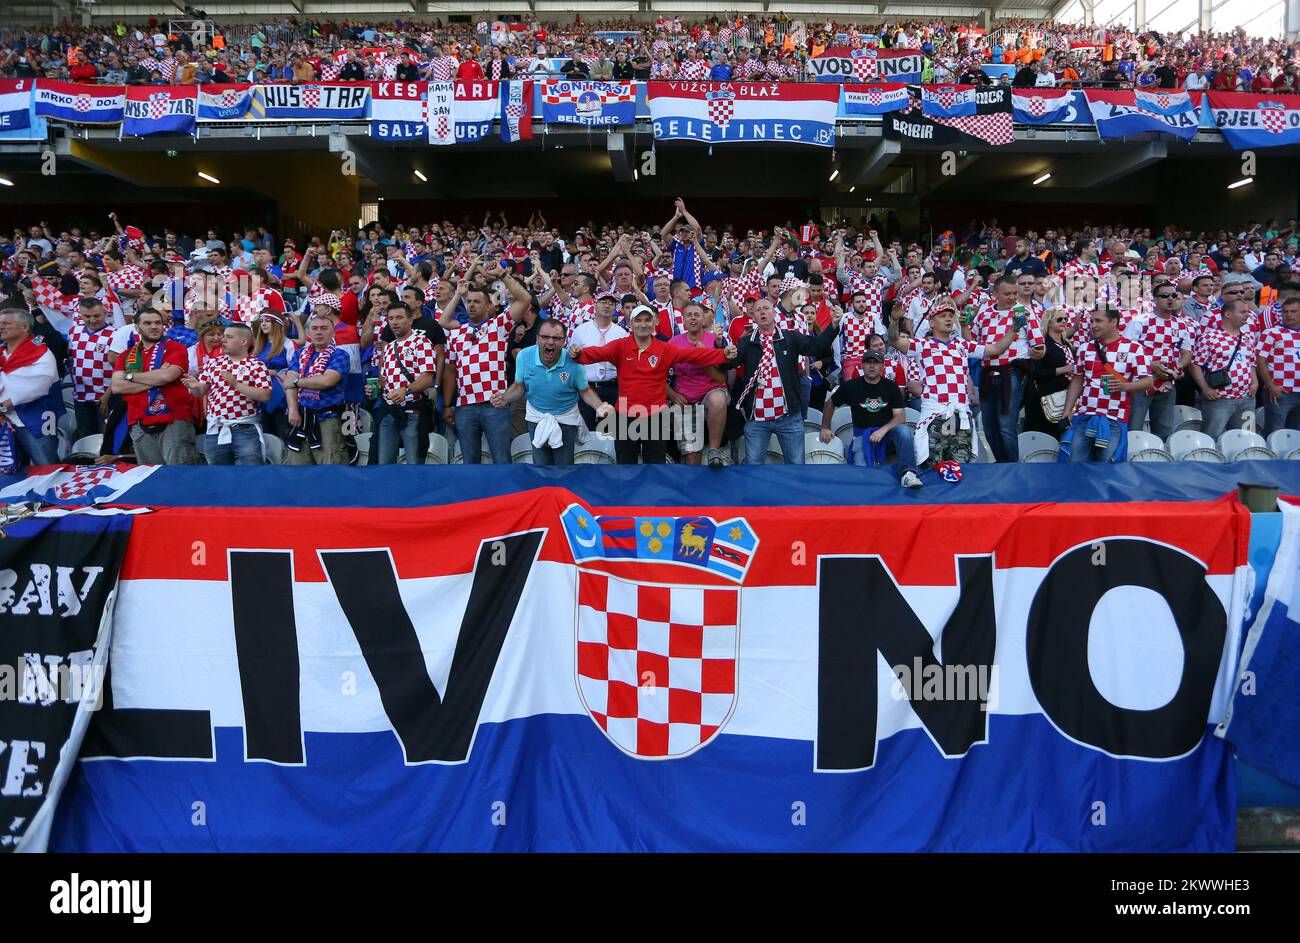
[1024,307,1077,437]
[253,312,297,439]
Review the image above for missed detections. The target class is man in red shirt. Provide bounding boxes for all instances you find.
[570,304,736,464]
[456,56,485,81]
[109,307,198,465]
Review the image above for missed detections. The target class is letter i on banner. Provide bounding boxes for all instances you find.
[428,81,455,146]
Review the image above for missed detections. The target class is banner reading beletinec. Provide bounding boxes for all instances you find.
[51,487,1246,851]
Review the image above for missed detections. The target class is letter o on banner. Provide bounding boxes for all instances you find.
[1026,539,1227,759]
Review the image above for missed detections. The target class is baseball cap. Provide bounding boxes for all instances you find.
[863,350,885,362]
[629,304,657,322]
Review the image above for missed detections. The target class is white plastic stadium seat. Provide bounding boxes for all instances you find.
[68,435,102,462]
[1018,431,1059,463]
[355,408,374,435]
[574,434,616,465]
[1217,430,1276,462]
[262,433,286,465]
[1267,429,1300,460]
[1173,405,1203,433]
[510,433,534,464]
[57,410,78,439]
[450,438,493,464]
[805,432,845,465]
[904,407,920,429]
[424,432,451,465]
[1167,430,1225,463]
[1127,430,1173,462]
[353,432,372,466]
[831,405,855,446]
[765,439,785,464]
[56,432,70,461]
[802,418,823,438]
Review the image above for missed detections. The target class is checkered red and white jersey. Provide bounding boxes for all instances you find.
[1258,325,1300,394]
[1061,259,1110,280]
[556,296,597,332]
[378,332,438,404]
[651,39,672,57]
[842,272,892,330]
[233,287,286,325]
[199,354,271,423]
[1073,337,1151,423]
[735,58,765,80]
[678,58,710,80]
[908,334,979,406]
[1254,303,1283,334]
[650,58,676,79]
[750,330,787,421]
[446,310,513,405]
[971,302,1044,366]
[1123,313,1193,393]
[839,313,875,366]
[104,264,148,295]
[722,270,763,315]
[1193,326,1258,400]
[66,318,115,403]
[430,56,458,81]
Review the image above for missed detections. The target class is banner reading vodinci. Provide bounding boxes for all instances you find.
[48,487,1248,852]
[0,508,135,852]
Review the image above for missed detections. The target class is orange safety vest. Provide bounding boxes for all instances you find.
[1260,284,1279,307]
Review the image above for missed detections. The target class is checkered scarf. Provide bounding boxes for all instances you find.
[126,338,171,417]
[737,326,779,406]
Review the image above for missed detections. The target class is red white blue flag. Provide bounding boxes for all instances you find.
[647,82,839,148]
[1206,91,1300,149]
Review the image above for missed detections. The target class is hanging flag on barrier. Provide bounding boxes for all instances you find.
[500,80,533,142]
[369,81,429,141]
[921,84,978,118]
[453,80,500,142]
[197,84,254,121]
[541,80,636,126]
[1205,91,1300,149]
[255,82,371,120]
[1086,89,1201,141]
[647,82,839,148]
[1011,87,1073,125]
[42,477,1249,852]
[122,85,197,136]
[33,80,125,125]
[0,79,32,131]
[808,46,924,84]
[840,82,911,116]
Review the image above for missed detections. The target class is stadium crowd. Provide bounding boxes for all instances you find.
[1,202,1298,479]
[2,14,1298,92]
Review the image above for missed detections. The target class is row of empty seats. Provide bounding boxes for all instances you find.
[1019,428,1300,463]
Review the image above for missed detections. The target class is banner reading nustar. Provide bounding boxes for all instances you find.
[0,509,133,852]
[648,82,839,148]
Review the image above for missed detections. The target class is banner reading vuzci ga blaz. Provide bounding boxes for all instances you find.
[0,511,131,852]
[51,491,1245,851]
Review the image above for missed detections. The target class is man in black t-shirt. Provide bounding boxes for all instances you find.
[821,349,921,487]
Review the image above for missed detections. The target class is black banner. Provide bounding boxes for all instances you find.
[884,86,1013,147]
[0,510,132,852]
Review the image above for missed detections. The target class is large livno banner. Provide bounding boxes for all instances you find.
[50,490,1246,851]
[0,509,132,852]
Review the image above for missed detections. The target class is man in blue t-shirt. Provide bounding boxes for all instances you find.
[492,319,610,465]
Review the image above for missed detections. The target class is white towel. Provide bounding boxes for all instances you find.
[912,399,977,466]
[528,411,564,450]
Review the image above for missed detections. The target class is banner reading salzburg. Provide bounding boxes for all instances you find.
[51,490,1247,851]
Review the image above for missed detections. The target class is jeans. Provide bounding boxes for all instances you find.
[1199,395,1253,441]
[73,400,103,442]
[745,411,805,465]
[527,420,578,465]
[204,424,264,465]
[11,425,59,466]
[377,408,421,464]
[1065,416,1125,463]
[1128,388,1178,441]
[454,401,512,464]
[978,365,1023,462]
[1264,392,1300,436]
[852,424,918,479]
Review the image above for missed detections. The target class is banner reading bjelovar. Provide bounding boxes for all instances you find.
[0,509,133,852]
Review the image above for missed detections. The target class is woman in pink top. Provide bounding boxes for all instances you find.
[668,301,731,467]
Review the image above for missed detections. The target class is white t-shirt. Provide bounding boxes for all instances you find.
[570,319,628,382]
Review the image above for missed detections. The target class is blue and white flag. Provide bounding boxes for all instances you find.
[541,80,635,127]
[921,84,977,119]
[0,79,31,131]
[454,80,499,142]
[197,84,254,121]
[1011,87,1073,125]
[500,80,533,142]
[34,79,124,124]
[841,82,911,116]
[1134,87,1195,116]
[122,86,196,136]
[256,83,370,120]
[1086,89,1199,141]
[369,81,429,141]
